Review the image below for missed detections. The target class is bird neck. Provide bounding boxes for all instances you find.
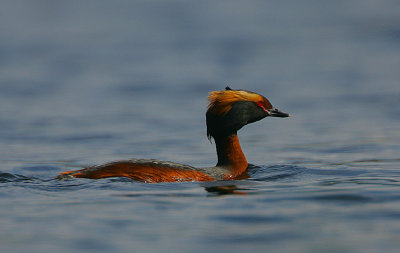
[214,133,248,177]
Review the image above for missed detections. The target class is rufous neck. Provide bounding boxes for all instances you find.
[214,134,248,176]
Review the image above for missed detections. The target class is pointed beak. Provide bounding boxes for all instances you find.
[268,108,290,117]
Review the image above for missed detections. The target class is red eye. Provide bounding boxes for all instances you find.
[257,101,269,114]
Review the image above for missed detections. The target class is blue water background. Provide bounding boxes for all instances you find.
[1,0,400,252]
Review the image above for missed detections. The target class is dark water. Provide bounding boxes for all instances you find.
[1,0,400,252]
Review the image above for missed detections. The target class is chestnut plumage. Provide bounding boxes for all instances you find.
[57,87,289,183]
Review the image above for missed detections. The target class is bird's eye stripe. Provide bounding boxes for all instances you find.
[257,101,270,114]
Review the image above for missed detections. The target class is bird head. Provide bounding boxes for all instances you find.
[206,87,289,140]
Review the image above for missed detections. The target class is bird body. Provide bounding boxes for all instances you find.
[57,87,289,183]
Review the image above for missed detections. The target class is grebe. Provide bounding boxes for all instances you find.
[57,87,289,183]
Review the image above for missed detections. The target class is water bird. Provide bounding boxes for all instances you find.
[57,87,289,183]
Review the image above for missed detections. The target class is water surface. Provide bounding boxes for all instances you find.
[1,1,400,252]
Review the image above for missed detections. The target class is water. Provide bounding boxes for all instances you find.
[1,0,400,252]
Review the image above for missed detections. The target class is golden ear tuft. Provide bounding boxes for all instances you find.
[207,89,263,115]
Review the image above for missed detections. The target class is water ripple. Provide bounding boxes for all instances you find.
[0,172,31,183]
[248,164,307,182]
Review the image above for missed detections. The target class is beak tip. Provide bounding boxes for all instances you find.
[269,108,290,118]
